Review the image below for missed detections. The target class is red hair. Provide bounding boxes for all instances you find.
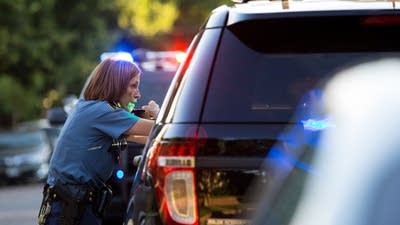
[83,58,141,102]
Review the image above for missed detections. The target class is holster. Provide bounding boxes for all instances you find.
[53,185,86,225]
[38,185,52,225]
[93,185,113,217]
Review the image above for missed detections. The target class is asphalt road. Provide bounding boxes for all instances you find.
[0,182,44,225]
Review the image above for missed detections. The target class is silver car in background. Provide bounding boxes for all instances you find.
[0,129,52,183]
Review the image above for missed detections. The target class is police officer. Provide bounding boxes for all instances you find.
[38,56,159,225]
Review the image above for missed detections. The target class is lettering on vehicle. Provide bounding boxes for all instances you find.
[207,219,250,225]
[158,156,195,167]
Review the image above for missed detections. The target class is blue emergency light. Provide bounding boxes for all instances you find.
[116,169,125,180]
[100,52,134,63]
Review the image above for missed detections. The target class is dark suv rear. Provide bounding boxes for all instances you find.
[125,1,400,225]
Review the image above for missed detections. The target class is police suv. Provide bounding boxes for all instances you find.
[124,1,400,225]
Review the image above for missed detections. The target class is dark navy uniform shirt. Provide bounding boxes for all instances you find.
[47,99,139,190]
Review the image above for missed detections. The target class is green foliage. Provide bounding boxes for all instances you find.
[0,75,39,126]
[0,0,118,128]
[116,0,179,37]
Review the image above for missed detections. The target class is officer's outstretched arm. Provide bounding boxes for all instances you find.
[124,118,154,137]
[125,119,154,144]
[126,134,148,144]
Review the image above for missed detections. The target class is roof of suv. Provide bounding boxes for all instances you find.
[206,0,399,28]
[232,0,398,12]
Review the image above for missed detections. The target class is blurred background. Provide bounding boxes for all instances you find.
[0,1,231,224]
[0,0,232,129]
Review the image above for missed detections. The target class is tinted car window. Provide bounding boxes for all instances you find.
[170,29,221,123]
[203,16,400,122]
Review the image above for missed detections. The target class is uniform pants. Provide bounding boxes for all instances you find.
[44,201,101,225]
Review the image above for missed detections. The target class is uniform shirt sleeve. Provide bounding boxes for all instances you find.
[93,103,140,139]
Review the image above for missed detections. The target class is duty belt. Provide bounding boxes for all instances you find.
[46,186,98,205]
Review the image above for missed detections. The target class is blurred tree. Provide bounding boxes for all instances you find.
[0,0,119,128]
[115,0,232,49]
[0,75,37,127]
[116,0,179,37]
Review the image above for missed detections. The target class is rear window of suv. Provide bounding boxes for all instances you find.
[203,15,400,123]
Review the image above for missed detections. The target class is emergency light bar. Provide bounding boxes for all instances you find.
[100,52,134,63]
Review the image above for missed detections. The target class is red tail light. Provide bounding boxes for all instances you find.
[144,141,198,225]
[361,15,400,26]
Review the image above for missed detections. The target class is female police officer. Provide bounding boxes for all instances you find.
[38,55,159,225]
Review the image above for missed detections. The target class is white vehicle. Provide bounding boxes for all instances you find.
[140,50,185,72]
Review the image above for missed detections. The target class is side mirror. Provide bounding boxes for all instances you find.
[47,107,67,126]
